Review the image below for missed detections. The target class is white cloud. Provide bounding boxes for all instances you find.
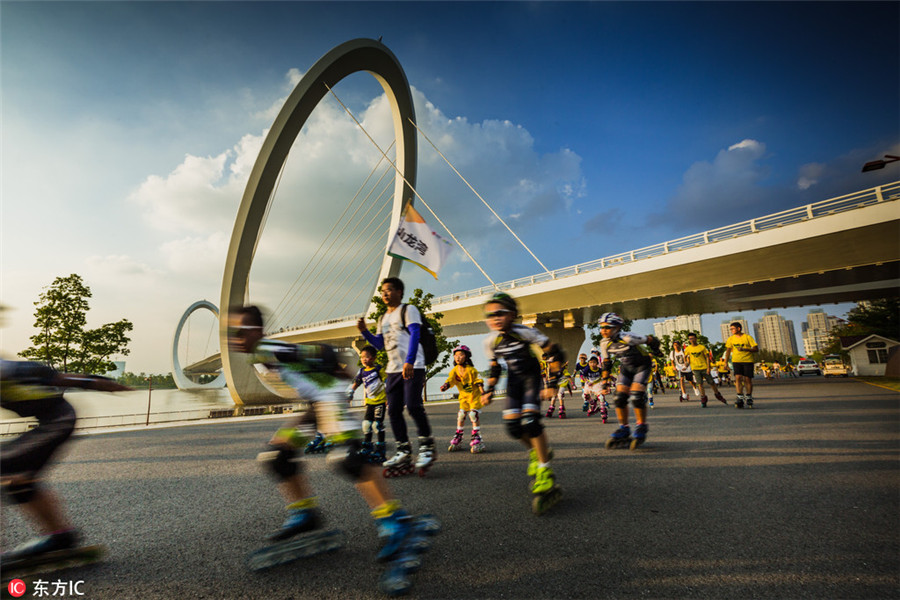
[662,139,770,225]
[797,162,825,190]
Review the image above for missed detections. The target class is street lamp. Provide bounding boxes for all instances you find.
[861,154,900,172]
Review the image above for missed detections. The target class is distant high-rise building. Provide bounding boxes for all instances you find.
[721,317,750,343]
[802,308,836,355]
[653,314,702,340]
[755,311,798,356]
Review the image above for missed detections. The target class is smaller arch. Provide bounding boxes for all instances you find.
[172,300,226,390]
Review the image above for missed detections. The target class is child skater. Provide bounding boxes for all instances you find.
[546,363,574,419]
[597,312,662,450]
[440,345,486,453]
[350,346,388,463]
[481,292,565,515]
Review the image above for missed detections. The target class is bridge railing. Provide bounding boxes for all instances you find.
[278,181,898,332]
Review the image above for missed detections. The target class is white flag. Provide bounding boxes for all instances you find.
[387,204,453,279]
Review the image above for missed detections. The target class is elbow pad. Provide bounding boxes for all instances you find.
[489,364,502,380]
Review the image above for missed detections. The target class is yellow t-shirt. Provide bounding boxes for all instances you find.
[716,358,729,373]
[726,334,758,363]
[444,365,483,407]
[664,364,676,378]
[685,343,711,371]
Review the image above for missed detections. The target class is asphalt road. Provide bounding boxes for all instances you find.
[2,377,898,599]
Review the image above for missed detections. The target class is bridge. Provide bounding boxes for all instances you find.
[171,39,898,403]
[184,181,900,380]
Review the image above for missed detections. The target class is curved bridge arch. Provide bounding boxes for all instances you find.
[172,300,226,390]
[220,38,417,405]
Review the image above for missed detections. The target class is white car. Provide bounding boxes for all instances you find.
[797,359,821,376]
[823,357,849,377]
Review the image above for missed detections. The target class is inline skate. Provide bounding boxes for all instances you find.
[414,437,436,476]
[382,442,415,477]
[469,430,485,453]
[629,423,648,450]
[605,425,632,449]
[448,429,464,452]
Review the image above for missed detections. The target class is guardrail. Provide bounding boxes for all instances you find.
[0,391,495,438]
[276,181,898,333]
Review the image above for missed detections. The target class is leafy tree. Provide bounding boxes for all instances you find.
[822,298,900,356]
[365,286,458,386]
[19,274,133,374]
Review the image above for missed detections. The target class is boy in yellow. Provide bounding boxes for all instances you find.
[440,345,486,453]
[350,346,388,463]
[684,333,727,407]
[723,322,759,408]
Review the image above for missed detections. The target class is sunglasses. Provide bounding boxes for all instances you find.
[485,309,513,318]
[228,325,261,337]
[599,325,614,330]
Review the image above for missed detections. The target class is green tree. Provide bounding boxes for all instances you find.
[365,286,458,385]
[19,274,133,374]
[823,298,900,356]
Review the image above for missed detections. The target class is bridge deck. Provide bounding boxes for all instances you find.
[2,377,897,598]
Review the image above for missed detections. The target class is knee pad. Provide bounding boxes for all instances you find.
[361,420,373,435]
[614,391,630,409]
[520,412,544,438]
[257,445,300,481]
[326,439,367,481]
[629,390,647,409]
[505,418,524,439]
[468,409,480,423]
[458,409,467,422]
[3,479,39,505]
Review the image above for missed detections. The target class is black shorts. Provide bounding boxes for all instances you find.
[732,362,754,378]
[679,371,694,382]
[505,372,543,416]
[0,398,76,478]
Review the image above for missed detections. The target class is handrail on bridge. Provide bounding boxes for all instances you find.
[275,181,899,333]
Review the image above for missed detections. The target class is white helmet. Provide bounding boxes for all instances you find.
[599,312,624,327]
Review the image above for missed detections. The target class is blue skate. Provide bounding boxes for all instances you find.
[605,425,632,449]
[376,512,441,596]
[630,423,649,450]
[304,432,333,455]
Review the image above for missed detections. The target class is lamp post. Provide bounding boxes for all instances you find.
[861,154,900,172]
[145,376,153,426]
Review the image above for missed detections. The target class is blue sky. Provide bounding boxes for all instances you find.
[2,1,897,372]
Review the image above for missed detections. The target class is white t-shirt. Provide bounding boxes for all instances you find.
[377,304,425,373]
[671,349,691,373]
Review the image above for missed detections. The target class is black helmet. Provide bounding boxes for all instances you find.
[486,291,518,313]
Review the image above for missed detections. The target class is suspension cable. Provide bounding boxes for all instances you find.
[323,82,497,289]
[409,117,551,274]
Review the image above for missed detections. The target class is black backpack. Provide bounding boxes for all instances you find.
[400,304,439,366]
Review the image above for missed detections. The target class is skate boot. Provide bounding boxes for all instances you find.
[374,504,412,561]
[700,395,708,408]
[630,423,648,450]
[735,395,745,409]
[582,399,590,412]
[587,399,599,416]
[527,447,554,479]
[304,432,332,454]
[1,529,79,568]
[414,437,436,475]
[714,391,727,404]
[679,393,687,402]
[372,442,387,464]
[648,397,655,409]
[382,442,414,477]
[531,466,562,515]
[558,407,567,419]
[746,395,754,409]
[605,425,632,449]
[269,502,321,541]
[448,429,464,452]
[545,405,555,418]
[600,401,609,423]
[469,430,485,454]
[359,441,374,461]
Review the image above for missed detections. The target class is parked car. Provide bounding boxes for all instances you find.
[797,359,821,376]
[823,355,849,377]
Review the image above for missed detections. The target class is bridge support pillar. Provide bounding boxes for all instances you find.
[538,325,587,368]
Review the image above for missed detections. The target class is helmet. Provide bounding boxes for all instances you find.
[486,292,517,313]
[452,345,471,356]
[599,312,624,328]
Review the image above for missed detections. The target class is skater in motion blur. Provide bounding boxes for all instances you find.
[597,312,661,450]
[350,346,388,463]
[228,305,423,559]
[481,292,565,514]
[0,357,131,567]
[439,345,486,453]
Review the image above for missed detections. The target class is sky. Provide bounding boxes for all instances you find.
[1,1,898,374]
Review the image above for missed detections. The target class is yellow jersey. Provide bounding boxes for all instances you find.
[726,334,758,363]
